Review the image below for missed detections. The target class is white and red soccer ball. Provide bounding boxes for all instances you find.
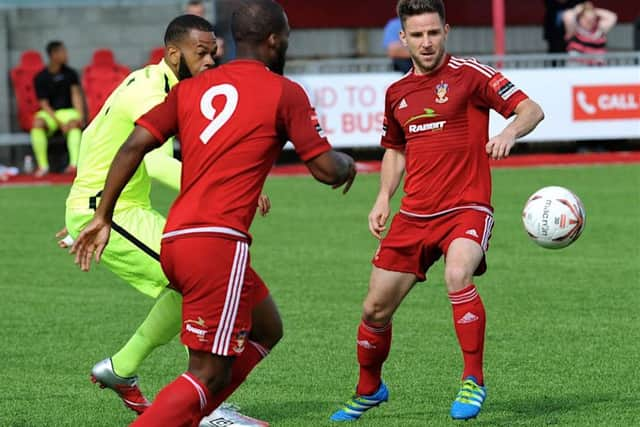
[522,186,586,249]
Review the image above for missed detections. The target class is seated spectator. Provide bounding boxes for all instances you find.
[563,1,617,64]
[185,0,224,60]
[383,16,412,73]
[31,41,85,177]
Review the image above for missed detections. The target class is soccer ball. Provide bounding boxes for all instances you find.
[522,186,586,249]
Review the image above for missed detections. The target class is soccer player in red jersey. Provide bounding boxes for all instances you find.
[70,1,356,426]
[330,0,544,422]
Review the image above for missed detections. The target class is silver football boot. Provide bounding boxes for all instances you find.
[90,358,151,415]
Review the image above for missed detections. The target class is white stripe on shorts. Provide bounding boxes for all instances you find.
[212,241,248,356]
[481,215,494,252]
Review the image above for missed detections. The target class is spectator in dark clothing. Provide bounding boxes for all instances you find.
[31,40,85,177]
[543,0,586,53]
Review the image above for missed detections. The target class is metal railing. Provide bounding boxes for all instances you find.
[285,51,640,74]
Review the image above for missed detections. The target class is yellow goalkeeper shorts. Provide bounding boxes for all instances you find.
[65,205,169,298]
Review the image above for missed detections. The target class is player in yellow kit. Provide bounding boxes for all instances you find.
[62,15,280,419]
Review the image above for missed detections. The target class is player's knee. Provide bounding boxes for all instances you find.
[204,368,232,395]
[188,353,233,395]
[362,299,392,324]
[270,323,283,348]
[444,265,472,291]
[191,363,232,395]
[260,322,283,350]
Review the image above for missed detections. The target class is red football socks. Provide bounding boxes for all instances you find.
[131,341,270,426]
[449,284,486,385]
[356,319,392,396]
[207,340,270,409]
[130,372,210,427]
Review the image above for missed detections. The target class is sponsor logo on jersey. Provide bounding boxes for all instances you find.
[435,80,449,104]
[408,120,446,134]
[398,98,408,109]
[404,108,439,126]
[184,317,208,341]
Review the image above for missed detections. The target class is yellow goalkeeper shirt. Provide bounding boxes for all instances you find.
[66,59,180,211]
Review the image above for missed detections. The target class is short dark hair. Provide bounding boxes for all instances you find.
[397,0,446,27]
[45,40,64,56]
[164,14,214,45]
[231,0,287,44]
[187,0,203,5]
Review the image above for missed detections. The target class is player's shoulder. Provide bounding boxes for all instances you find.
[278,74,304,93]
[386,70,415,100]
[118,65,167,97]
[446,55,499,80]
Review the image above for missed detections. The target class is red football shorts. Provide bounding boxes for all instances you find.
[373,209,494,281]
[160,235,269,356]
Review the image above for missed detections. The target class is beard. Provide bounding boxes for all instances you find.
[177,53,193,80]
[270,42,288,75]
[414,46,445,74]
[271,57,285,75]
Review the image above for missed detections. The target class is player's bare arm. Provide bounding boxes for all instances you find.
[70,126,163,271]
[305,150,357,194]
[70,84,85,127]
[485,99,544,161]
[369,148,405,239]
[595,8,618,33]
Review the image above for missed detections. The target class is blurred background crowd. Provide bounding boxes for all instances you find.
[0,0,638,178]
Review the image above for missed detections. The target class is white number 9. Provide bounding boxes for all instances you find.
[199,84,239,144]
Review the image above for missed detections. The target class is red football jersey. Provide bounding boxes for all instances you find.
[382,54,528,217]
[137,60,331,239]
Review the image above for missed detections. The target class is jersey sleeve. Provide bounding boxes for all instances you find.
[473,69,528,118]
[136,85,180,143]
[380,90,406,150]
[277,79,332,162]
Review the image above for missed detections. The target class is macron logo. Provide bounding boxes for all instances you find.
[357,340,376,349]
[457,312,479,324]
[398,98,408,109]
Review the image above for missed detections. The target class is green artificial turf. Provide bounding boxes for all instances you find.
[1,164,638,426]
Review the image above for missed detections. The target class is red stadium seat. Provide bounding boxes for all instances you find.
[9,50,45,131]
[82,49,130,121]
[147,47,165,65]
